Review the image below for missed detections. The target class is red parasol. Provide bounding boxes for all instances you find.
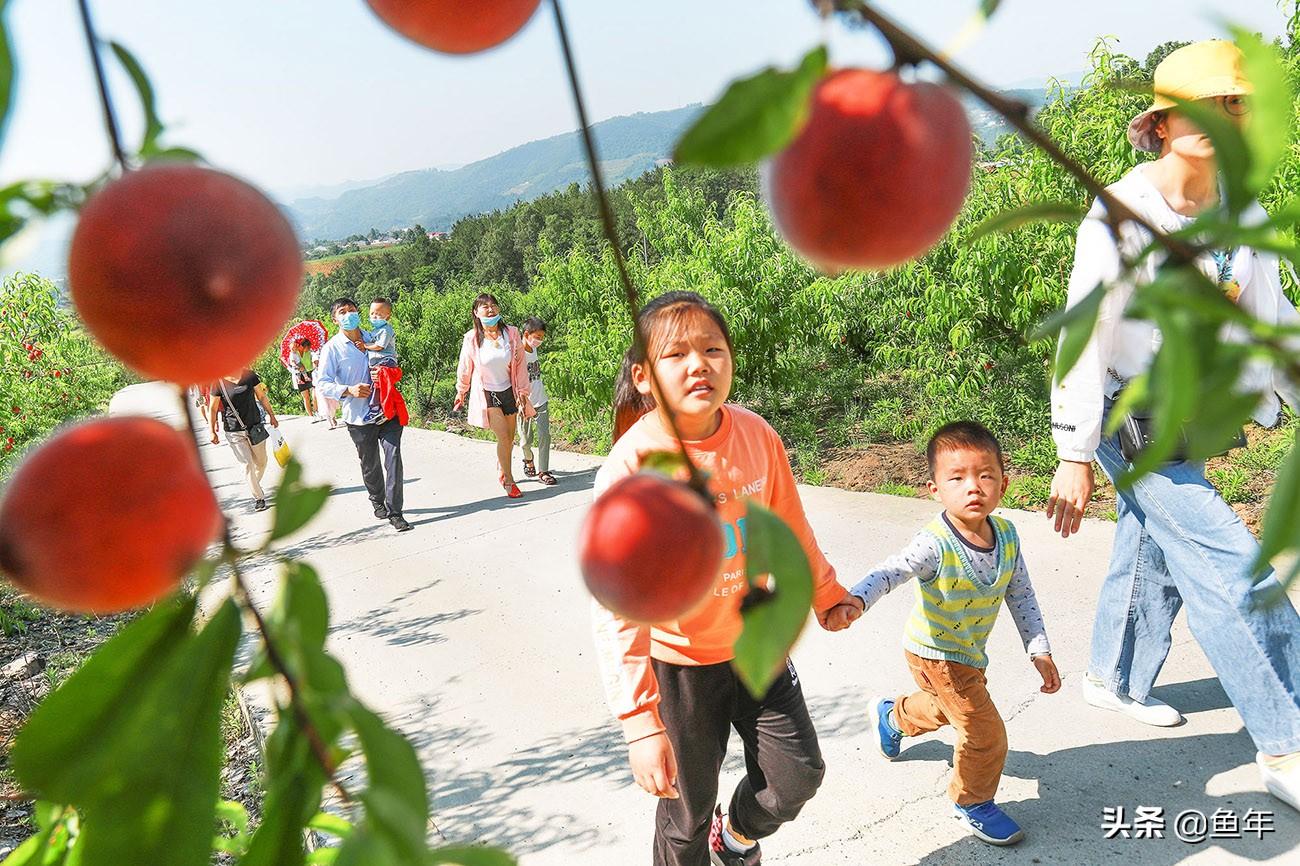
[280,319,330,368]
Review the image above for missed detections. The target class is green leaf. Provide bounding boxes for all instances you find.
[245,561,333,684]
[307,812,355,839]
[332,703,430,866]
[1103,374,1149,436]
[979,0,1003,18]
[107,41,163,157]
[638,450,691,478]
[1036,281,1105,384]
[1120,309,1198,483]
[0,826,59,866]
[242,562,348,866]
[239,715,325,866]
[427,847,517,866]
[0,0,16,157]
[674,46,827,167]
[213,799,251,855]
[270,458,331,543]
[11,598,241,866]
[1256,430,1300,575]
[143,145,204,163]
[1232,26,1293,196]
[732,502,814,697]
[969,202,1085,241]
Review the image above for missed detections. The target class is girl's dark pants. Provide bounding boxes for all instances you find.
[652,658,825,866]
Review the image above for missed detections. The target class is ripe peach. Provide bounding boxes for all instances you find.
[365,0,540,54]
[68,164,303,384]
[0,417,222,613]
[578,473,724,623]
[766,68,972,271]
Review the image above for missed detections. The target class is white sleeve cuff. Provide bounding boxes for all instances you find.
[1056,448,1095,464]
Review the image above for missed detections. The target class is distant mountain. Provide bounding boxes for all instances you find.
[286,105,701,240]
[287,88,1061,242]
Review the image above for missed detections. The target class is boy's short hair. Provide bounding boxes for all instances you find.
[371,297,393,309]
[523,317,547,334]
[330,297,358,315]
[926,421,1004,477]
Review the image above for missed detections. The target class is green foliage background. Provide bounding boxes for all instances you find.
[282,33,1300,481]
[0,272,135,478]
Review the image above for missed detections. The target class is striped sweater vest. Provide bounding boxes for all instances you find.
[903,514,1019,669]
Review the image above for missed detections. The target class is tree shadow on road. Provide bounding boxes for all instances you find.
[906,727,1297,865]
[328,476,423,497]
[353,695,628,857]
[402,468,596,528]
[332,601,480,648]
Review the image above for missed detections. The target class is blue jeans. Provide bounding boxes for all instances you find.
[1089,410,1300,754]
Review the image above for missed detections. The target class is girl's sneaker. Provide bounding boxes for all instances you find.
[868,696,903,759]
[708,806,761,865]
[952,801,1024,846]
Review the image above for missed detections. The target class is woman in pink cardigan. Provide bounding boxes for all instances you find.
[453,293,535,498]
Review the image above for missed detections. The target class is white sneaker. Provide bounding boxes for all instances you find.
[1258,752,1300,812]
[1081,674,1183,727]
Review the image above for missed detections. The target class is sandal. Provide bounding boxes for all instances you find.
[523,458,537,477]
[504,482,523,499]
[538,471,557,486]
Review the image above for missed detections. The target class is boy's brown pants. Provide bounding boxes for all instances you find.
[893,651,1007,806]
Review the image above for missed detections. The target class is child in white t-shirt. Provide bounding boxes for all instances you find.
[518,317,555,485]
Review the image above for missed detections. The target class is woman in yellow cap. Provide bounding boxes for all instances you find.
[1046,39,1300,811]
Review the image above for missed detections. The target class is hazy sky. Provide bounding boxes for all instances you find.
[2,0,1291,200]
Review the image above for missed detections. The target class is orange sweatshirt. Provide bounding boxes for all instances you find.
[591,405,849,743]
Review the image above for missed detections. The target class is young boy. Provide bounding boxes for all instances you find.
[362,298,398,365]
[518,317,555,485]
[840,421,1060,846]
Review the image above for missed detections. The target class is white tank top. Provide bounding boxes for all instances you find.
[478,330,512,390]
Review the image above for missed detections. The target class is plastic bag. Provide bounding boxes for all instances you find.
[270,427,292,468]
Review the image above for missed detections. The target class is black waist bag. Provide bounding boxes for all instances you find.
[1118,414,1246,464]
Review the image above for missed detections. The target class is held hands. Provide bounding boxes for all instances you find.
[1032,654,1061,694]
[628,732,678,799]
[1046,460,1094,539]
[818,595,865,631]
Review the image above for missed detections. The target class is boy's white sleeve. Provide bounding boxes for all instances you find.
[1004,551,1051,655]
[848,531,941,610]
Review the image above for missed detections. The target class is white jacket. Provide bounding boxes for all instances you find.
[1051,165,1300,462]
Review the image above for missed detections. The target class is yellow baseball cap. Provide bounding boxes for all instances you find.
[1128,39,1253,152]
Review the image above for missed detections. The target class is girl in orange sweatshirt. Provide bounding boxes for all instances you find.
[592,291,861,866]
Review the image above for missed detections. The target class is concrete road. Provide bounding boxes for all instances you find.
[113,382,1300,864]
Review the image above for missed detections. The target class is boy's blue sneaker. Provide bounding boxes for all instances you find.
[952,801,1024,845]
[868,696,903,759]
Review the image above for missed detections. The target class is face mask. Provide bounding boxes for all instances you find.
[338,311,361,330]
[371,316,387,327]
[527,338,543,350]
[478,313,502,326]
